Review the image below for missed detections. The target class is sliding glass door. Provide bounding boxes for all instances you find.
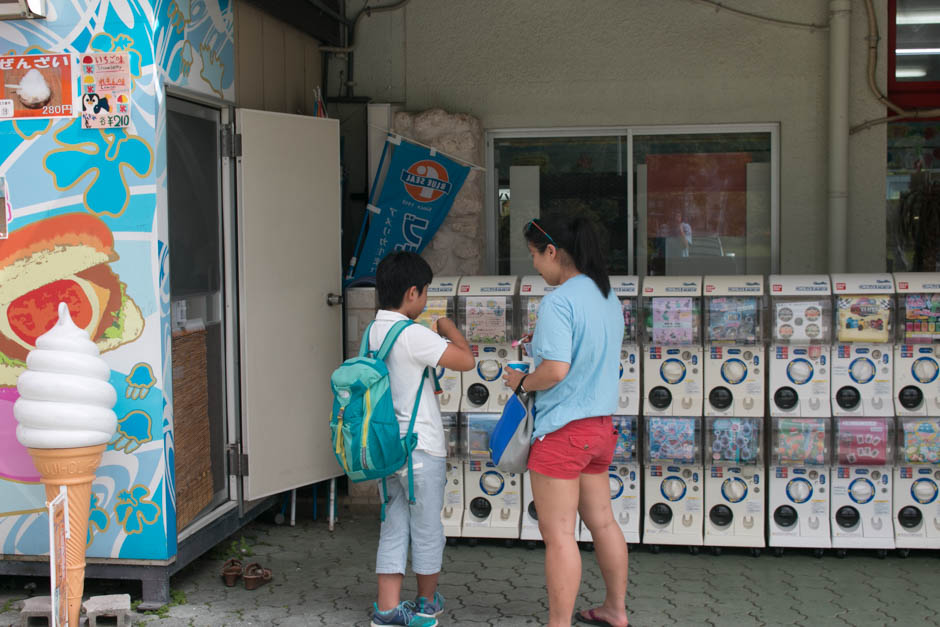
[487,124,778,276]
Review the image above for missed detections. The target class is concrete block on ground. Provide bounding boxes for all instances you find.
[82,594,131,627]
[18,596,51,626]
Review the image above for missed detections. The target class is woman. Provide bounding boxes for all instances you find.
[502,216,628,627]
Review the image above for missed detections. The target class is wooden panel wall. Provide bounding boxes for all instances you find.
[235,0,323,114]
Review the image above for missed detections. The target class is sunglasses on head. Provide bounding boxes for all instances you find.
[524,219,556,247]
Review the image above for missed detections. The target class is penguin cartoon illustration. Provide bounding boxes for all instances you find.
[81,93,110,114]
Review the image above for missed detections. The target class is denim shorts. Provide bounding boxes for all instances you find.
[375,450,446,575]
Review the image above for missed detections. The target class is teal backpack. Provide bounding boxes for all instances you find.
[329,319,430,519]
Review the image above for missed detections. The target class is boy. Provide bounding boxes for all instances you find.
[370,251,474,627]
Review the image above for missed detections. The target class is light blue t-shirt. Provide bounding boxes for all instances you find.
[531,274,625,439]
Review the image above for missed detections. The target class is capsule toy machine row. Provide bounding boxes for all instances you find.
[893,417,940,552]
[893,273,940,416]
[457,276,519,414]
[830,417,895,555]
[642,416,704,552]
[581,416,641,545]
[516,275,581,543]
[460,413,522,540]
[703,417,765,554]
[767,417,832,555]
[768,275,833,417]
[703,275,766,417]
[642,276,704,416]
[611,276,641,415]
[440,412,463,538]
[830,274,896,417]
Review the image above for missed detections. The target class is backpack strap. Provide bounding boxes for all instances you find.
[403,366,430,505]
[375,319,413,360]
[358,321,375,358]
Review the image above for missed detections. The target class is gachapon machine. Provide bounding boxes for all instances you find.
[642,276,703,416]
[703,417,764,555]
[611,276,641,414]
[643,416,703,552]
[517,274,555,372]
[416,276,462,413]
[457,276,518,413]
[440,412,464,538]
[768,275,833,417]
[768,417,832,556]
[460,413,522,540]
[893,417,940,553]
[703,275,765,417]
[831,274,895,417]
[893,273,940,416]
[830,417,894,556]
[581,415,640,545]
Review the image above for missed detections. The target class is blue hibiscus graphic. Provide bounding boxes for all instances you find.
[87,493,110,547]
[115,485,161,535]
[43,119,153,218]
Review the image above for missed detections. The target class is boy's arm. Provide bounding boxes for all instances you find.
[433,318,475,372]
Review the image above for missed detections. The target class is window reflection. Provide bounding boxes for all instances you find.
[634,133,773,276]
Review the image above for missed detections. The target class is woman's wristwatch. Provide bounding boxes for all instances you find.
[518,374,528,394]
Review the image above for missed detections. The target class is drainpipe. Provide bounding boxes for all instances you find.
[828,0,851,273]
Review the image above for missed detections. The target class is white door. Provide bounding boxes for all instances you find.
[235,109,343,500]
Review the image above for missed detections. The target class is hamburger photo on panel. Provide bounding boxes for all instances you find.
[0,213,144,387]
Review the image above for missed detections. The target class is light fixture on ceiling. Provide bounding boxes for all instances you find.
[896,48,940,55]
[897,11,940,25]
[896,68,928,78]
[0,0,46,19]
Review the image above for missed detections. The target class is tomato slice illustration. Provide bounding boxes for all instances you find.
[7,279,93,346]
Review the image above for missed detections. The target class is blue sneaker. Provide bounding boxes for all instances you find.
[416,591,445,618]
[371,601,438,627]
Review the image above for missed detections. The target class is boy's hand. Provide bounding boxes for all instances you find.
[435,318,457,337]
[435,318,475,372]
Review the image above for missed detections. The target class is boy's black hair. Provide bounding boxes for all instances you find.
[376,251,433,309]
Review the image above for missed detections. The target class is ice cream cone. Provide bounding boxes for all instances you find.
[28,444,106,627]
[13,303,118,626]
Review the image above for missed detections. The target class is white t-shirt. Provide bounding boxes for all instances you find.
[369,310,449,457]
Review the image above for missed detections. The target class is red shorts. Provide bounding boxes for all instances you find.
[528,416,617,480]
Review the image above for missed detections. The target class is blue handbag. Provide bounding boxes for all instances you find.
[489,383,534,474]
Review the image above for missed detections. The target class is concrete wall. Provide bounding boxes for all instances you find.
[343,0,889,273]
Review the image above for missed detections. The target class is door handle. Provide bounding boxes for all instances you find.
[327,293,343,306]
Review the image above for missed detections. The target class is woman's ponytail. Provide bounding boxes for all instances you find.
[522,213,611,297]
[568,216,611,297]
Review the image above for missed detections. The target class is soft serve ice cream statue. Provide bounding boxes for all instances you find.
[14,302,117,626]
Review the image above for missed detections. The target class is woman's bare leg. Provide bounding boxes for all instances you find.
[578,471,629,626]
[530,470,581,627]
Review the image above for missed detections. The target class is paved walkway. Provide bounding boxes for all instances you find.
[2,508,940,626]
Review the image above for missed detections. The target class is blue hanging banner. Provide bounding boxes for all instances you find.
[347,136,471,281]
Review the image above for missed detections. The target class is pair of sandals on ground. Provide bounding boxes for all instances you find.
[220,558,272,590]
